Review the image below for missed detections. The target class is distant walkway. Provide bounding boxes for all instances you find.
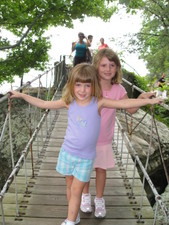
[2,107,155,225]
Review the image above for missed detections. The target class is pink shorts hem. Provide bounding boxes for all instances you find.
[94,143,115,170]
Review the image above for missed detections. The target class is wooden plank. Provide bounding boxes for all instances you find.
[1,106,156,225]
[2,217,157,225]
[3,193,150,206]
[8,184,147,197]
[1,205,154,219]
[11,176,145,187]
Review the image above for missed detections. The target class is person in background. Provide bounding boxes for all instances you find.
[98,38,109,50]
[86,35,93,64]
[70,32,91,67]
[9,63,163,225]
[81,48,157,219]
[158,72,166,88]
[156,72,167,99]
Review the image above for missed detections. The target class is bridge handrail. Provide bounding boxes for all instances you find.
[0,61,62,104]
[122,77,169,111]
[115,116,169,224]
[0,57,68,225]
[0,59,168,225]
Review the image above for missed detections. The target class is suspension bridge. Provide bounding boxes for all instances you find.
[0,57,169,225]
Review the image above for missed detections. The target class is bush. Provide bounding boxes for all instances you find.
[122,69,169,128]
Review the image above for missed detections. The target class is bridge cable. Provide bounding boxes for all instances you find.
[8,97,19,217]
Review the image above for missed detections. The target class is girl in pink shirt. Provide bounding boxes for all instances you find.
[81,48,156,218]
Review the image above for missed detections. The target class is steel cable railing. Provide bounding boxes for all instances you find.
[117,77,169,224]
[115,116,169,224]
[122,78,169,111]
[0,57,68,225]
[0,61,168,224]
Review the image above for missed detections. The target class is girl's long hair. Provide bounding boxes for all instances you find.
[93,48,122,84]
[62,63,102,105]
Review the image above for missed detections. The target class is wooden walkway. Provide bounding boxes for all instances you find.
[1,108,156,225]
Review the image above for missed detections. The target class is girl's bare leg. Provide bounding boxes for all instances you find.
[68,177,86,222]
[95,168,106,198]
[66,176,74,202]
[82,181,90,194]
[94,168,107,218]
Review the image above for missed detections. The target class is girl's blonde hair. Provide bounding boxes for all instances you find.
[62,63,102,105]
[93,48,122,84]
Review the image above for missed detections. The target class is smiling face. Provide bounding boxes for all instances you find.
[61,63,102,105]
[98,57,117,82]
[93,49,122,85]
[74,82,92,105]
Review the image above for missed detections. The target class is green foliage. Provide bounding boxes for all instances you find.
[119,0,144,13]
[122,68,149,92]
[154,99,169,127]
[0,36,50,84]
[0,0,118,84]
[122,68,169,128]
[134,74,149,92]
[123,0,169,76]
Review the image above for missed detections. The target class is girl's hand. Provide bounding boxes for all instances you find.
[140,92,156,99]
[8,91,22,99]
[151,97,164,105]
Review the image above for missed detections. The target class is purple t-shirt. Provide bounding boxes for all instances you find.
[62,97,101,160]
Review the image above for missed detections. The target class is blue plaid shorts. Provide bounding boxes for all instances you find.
[56,147,94,182]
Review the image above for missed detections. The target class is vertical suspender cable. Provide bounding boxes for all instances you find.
[152,114,169,185]
[8,97,19,216]
[137,106,154,221]
[0,198,5,225]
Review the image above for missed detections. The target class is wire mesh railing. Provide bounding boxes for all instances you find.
[118,77,169,224]
[115,115,169,224]
[0,62,168,225]
[0,56,70,225]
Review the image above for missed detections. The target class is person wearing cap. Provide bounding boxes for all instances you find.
[71,32,91,67]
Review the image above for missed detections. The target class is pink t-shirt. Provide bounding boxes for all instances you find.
[98,44,108,50]
[97,84,126,145]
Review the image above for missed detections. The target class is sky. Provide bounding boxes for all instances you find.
[0,9,148,94]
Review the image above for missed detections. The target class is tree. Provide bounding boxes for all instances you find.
[121,0,169,77]
[0,0,117,84]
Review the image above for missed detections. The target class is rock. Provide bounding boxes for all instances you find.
[153,184,169,225]
[117,109,169,206]
[117,109,169,169]
[0,90,46,190]
[129,134,155,157]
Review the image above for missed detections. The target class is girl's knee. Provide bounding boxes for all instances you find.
[71,178,86,197]
[66,175,74,189]
[95,168,106,174]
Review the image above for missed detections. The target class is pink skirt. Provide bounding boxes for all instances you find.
[94,143,115,170]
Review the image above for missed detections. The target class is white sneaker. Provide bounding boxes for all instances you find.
[61,220,67,225]
[94,197,106,218]
[61,213,80,225]
[61,222,75,225]
[80,193,92,213]
[75,212,80,224]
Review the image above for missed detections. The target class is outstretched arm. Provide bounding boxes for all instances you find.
[98,96,163,113]
[69,42,77,57]
[9,91,67,110]
[124,92,156,114]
